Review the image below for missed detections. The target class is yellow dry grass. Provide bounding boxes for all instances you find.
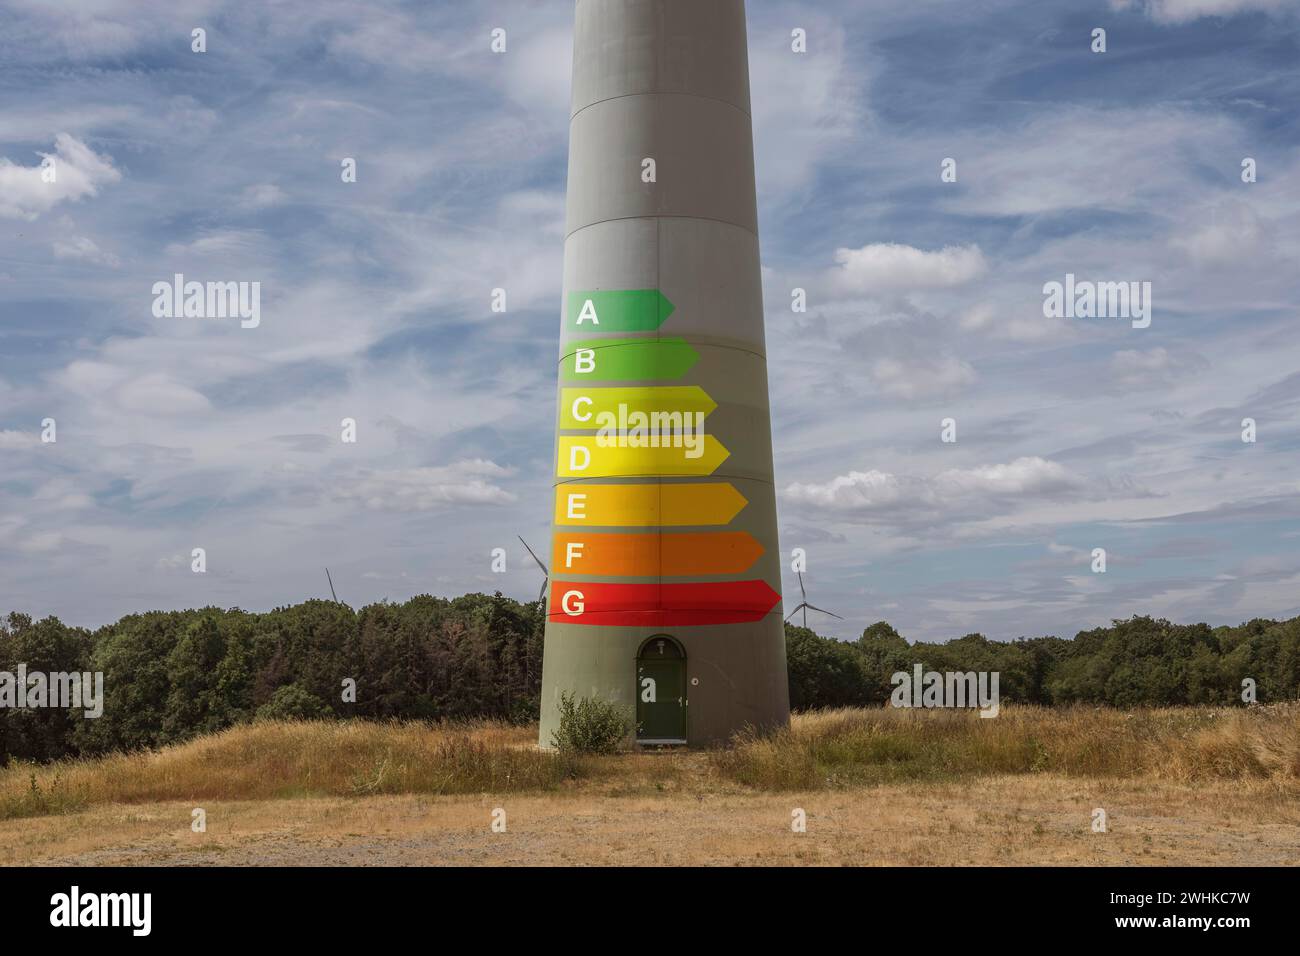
[2,705,1297,866]
[0,719,565,819]
[717,703,1300,788]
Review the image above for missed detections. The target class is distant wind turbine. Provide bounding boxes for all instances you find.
[325,567,340,604]
[784,571,842,629]
[518,536,549,605]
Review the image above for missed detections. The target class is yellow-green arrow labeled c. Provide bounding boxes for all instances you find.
[559,386,716,430]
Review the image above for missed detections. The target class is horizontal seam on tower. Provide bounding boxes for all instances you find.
[566,213,758,241]
[555,342,768,364]
[570,89,751,123]
[553,475,776,486]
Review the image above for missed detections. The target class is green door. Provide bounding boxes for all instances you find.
[636,637,686,743]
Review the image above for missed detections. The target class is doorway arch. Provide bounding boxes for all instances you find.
[636,635,687,745]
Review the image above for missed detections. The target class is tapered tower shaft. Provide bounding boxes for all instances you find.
[539,0,788,747]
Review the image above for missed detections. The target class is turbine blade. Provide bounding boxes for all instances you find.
[805,604,843,620]
[517,535,549,574]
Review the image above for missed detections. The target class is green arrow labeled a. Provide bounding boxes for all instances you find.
[566,289,675,332]
[561,338,700,381]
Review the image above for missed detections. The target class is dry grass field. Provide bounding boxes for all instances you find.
[3,705,1298,866]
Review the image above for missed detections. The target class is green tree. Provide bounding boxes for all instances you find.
[0,613,94,761]
[785,624,874,709]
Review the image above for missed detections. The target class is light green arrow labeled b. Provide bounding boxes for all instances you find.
[566,289,674,332]
[561,338,699,381]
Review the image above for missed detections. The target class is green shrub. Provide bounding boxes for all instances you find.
[255,684,333,721]
[549,692,630,754]
[0,768,87,820]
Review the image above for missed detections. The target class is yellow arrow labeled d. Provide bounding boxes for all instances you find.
[557,435,731,477]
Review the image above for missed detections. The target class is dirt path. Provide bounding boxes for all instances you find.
[9,775,1299,866]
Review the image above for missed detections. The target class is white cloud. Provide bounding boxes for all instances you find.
[935,457,1083,497]
[785,457,1087,517]
[1171,200,1268,265]
[55,359,128,395]
[786,469,911,511]
[1112,0,1297,24]
[55,361,212,416]
[496,190,565,237]
[336,461,518,511]
[0,430,37,449]
[750,16,861,196]
[31,478,93,511]
[871,355,977,400]
[0,133,120,220]
[943,109,1239,218]
[19,531,66,554]
[162,229,267,260]
[499,26,572,115]
[239,184,286,209]
[52,234,120,267]
[1047,541,1088,557]
[957,301,1068,342]
[1109,347,1210,390]
[1,0,139,59]
[325,8,457,71]
[831,243,987,294]
[959,303,997,331]
[115,375,212,416]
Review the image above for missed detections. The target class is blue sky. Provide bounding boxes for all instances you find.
[1,0,1298,642]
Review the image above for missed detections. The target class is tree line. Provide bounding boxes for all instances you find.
[788,616,1300,710]
[2,596,1297,762]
